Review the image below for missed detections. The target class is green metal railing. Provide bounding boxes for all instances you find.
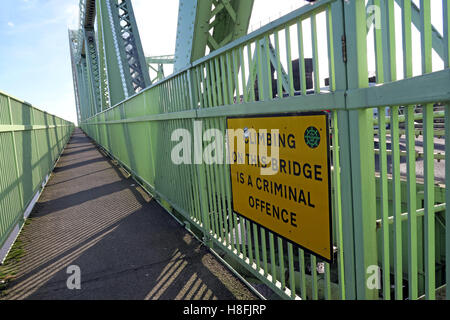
[0,91,74,262]
[79,0,449,300]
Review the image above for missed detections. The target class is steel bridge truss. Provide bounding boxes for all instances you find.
[70,0,150,120]
[174,0,255,71]
[71,0,256,123]
[146,55,175,84]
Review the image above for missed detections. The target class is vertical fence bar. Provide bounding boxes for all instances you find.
[402,0,418,300]
[215,58,224,106]
[206,63,214,107]
[325,6,337,300]
[240,217,247,260]
[343,0,379,300]
[220,119,231,243]
[324,262,331,300]
[223,122,236,253]
[443,0,450,301]
[275,32,284,99]
[391,106,403,300]
[285,26,295,96]
[378,106,390,300]
[311,255,318,300]
[220,56,230,105]
[209,61,218,107]
[326,6,336,92]
[239,47,248,103]
[233,214,241,256]
[269,233,277,284]
[386,0,397,81]
[195,67,205,109]
[218,119,230,245]
[246,44,256,102]
[6,97,25,217]
[287,243,296,299]
[299,248,307,299]
[330,0,358,299]
[297,19,307,96]
[253,224,261,271]
[373,0,384,84]
[226,52,234,103]
[246,218,254,267]
[256,39,264,100]
[311,14,320,93]
[383,1,403,299]
[206,122,219,238]
[261,228,268,276]
[277,237,285,290]
[380,0,392,82]
[232,49,240,103]
[264,35,273,100]
[420,0,435,300]
[211,120,225,242]
[194,118,212,246]
[332,111,346,300]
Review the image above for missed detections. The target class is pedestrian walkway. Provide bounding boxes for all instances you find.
[1,128,257,300]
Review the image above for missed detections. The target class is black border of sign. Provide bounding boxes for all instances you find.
[226,111,333,264]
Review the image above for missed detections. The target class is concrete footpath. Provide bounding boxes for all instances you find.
[1,128,257,300]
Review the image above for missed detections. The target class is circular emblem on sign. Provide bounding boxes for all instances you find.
[304,126,321,149]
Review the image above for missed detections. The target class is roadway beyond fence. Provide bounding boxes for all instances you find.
[0,128,257,300]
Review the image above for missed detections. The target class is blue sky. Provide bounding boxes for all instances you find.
[0,0,79,123]
[0,0,306,126]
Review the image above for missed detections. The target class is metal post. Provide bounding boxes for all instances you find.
[343,0,379,300]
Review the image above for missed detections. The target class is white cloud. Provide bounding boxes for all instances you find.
[7,22,15,27]
[249,0,304,32]
[133,0,307,56]
[65,3,79,29]
[133,0,179,57]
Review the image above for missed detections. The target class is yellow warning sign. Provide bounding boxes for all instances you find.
[227,113,332,262]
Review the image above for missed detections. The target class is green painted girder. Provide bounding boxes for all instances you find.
[113,0,150,92]
[75,0,97,58]
[175,0,255,72]
[96,1,111,111]
[146,55,175,64]
[84,29,102,115]
[69,30,83,124]
[96,0,150,105]
[95,0,126,107]
[400,0,444,60]
[69,29,92,123]
[73,0,86,65]
[80,58,95,119]
[70,1,104,121]
[367,0,444,61]
[83,0,96,28]
[71,0,150,113]
[146,55,175,84]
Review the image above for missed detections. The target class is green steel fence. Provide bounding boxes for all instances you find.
[0,90,74,263]
[79,0,449,300]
